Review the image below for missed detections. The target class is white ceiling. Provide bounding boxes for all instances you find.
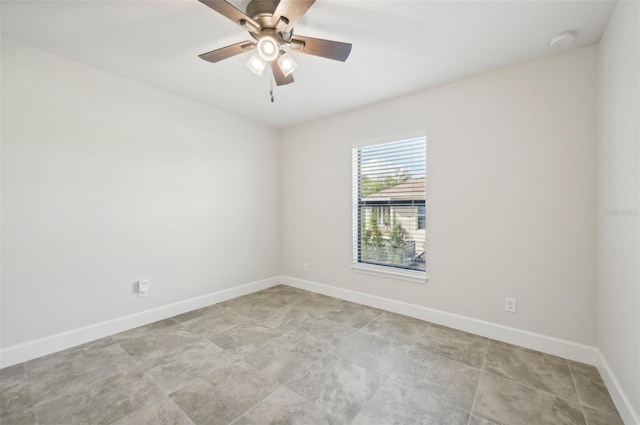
[1,0,615,128]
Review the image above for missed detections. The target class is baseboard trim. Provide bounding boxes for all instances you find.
[598,351,640,425]
[0,276,280,368]
[4,275,636,425]
[280,275,600,365]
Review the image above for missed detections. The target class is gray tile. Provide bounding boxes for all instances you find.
[276,327,338,353]
[0,364,27,384]
[170,362,279,425]
[258,284,290,295]
[232,297,291,322]
[352,378,469,425]
[119,326,202,363]
[334,331,411,376]
[363,312,430,344]
[241,386,340,425]
[289,293,346,316]
[468,415,504,425]
[231,417,255,425]
[26,337,116,371]
[416,324,489,368]
[266,286,311,305]
[389,349,481,411]
[208,321,284,354]
[249,292,291,307]
[267,285,309,297]
[569,361,620,417]
[29,343,137,404]
[172,304,223,323]
[485,340,578,401]
[294,316,358,350]
[583,406,625,425]
[0,408,38,425]
[217,296,253,310]
[177,308,247,339]
[0,364,32,421]
[473,371,586,425]
[323,302,383,329]
[111,318,179,343]
[243,334,325,383]
[36,368,164,425]
[249,305,316,329]
[109,397,195,425]
[218,291,275,309]
[9,289,625,425]
[286,353,384,422]
[142,339,237,393]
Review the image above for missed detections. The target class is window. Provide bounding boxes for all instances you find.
[375,206,391,226]
[417,206,425,230]
[352,137,426,278]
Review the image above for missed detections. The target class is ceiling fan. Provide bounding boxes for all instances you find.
[197,0,352,86]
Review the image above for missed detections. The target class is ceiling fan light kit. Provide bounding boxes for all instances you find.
[277,52,297,77]
[197,0,352,87]
[246,53,267,76]
[256,35,280,61]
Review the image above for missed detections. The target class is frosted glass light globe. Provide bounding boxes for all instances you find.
[257,36,279,61]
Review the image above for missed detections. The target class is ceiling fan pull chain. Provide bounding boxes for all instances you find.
[270,76,275,103]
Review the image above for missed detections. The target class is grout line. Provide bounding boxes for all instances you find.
[273,309,386,418]
[21,361,41,425]
[222,291,370,423]
[476,342,593,407]
[282,336,340,386]
[115,346,169,414]
[278,306,432,421]
[249,338,341,417]
[226,363,286,423]
[352,374,391,422]
[359,310,386,330]
[109,394,167,424]
[466,338,491,425]
[568,359,590,424]
[28,286,609,425]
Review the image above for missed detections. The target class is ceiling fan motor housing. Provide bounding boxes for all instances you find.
[247,0,280,28]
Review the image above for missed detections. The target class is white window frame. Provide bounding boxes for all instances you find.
[351,137,427,284]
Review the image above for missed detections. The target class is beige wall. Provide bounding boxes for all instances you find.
[597,0,640,418]
[1,39,281,348]
[281,45,598,345]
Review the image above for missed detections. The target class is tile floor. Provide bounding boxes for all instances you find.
[0,285,625,425]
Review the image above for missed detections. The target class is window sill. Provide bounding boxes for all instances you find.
[351,263,428,284]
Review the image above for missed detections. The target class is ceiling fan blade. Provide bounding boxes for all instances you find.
[198,0,261,32]
[272,0,315,32]
[290,35,352,62]
[199,41,255,63]
[270,61,294,86]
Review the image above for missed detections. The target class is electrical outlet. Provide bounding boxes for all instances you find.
[505,297,517,313]
[303,262,308,272]
[138,280,149,297]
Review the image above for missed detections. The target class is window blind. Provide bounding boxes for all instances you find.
[352,137,426,273]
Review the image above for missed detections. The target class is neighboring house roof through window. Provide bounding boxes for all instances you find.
[362,177,425,202]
